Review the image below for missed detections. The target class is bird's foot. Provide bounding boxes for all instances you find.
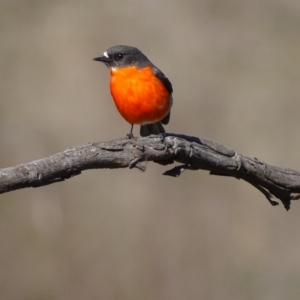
[126,132,135,139]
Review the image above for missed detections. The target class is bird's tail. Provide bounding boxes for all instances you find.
[140,122,165,137]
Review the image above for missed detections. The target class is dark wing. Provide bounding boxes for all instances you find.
[153,66,173,125]
[161,111,170,125]
[153,66,173,94]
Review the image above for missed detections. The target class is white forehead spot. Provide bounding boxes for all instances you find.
[103,51,109,58]
[111,67,117,72]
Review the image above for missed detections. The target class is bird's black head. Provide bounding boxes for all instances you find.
[94,45,151,69]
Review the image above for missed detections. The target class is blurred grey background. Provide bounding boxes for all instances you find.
[1,0,300,299]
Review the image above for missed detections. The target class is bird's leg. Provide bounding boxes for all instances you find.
[126,124,134,139]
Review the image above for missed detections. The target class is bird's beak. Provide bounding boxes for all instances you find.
[93,56,111,63]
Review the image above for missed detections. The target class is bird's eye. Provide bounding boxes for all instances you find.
[114,53,123,60]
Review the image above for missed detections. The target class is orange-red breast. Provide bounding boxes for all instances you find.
[94,45,173,137]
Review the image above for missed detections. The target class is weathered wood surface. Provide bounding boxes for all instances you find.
[0,133,299,210]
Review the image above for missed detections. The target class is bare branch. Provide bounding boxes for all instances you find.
[1,133,299,210]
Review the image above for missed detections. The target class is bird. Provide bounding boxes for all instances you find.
[94,45,173,138]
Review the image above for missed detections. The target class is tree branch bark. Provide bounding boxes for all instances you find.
[1,133,299,210]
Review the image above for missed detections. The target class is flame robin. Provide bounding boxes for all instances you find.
[94,45,173,137]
